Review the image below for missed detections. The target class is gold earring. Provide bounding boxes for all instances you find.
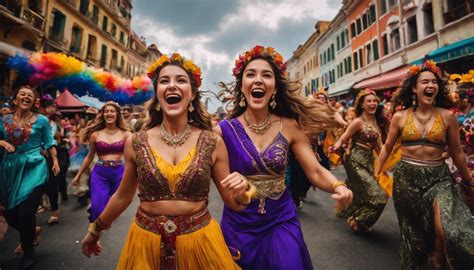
[239,96,246,107]
[155,103,161,111]
[412,94,416,107]
[188,102,195,112]
[270,94,277,109]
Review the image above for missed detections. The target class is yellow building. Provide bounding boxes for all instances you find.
[126,30,147,77]
[286,21,330,97]
[0,0,47,97]
[44,0,132,75]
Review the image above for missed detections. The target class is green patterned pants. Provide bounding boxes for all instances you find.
[338,145,387,230]
[393,160,474,269]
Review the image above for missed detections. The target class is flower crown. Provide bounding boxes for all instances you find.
[355,88,378,108]
[408,60,442,78]
[146,53,202,87]
[232,45,286,77]
[313,86,327,97]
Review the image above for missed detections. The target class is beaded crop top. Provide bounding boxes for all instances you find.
[132,130,216,202]
[96,140,125,156]
[401,108,446,149]
[353,121,380,149]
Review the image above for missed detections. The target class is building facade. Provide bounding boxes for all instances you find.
[286,20,330,97]
[0,0,47,97]
[44,0,132,75]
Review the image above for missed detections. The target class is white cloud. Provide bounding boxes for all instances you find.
[132,0,342,112]
[221,0,339,31]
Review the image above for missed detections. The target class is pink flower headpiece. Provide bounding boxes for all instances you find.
[408,60,442,78]
[232,45,286,77]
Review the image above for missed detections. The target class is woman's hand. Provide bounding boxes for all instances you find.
[332,185,353,210]
[220,172,249,197]
[71,176,80,186]
[0,140,15,153]
[81,232,102,258]
[52,160,60,176]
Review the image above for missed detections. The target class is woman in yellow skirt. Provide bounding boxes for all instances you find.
[80,53,254,270]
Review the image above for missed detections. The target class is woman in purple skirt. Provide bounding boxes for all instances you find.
[72,102,131,222]
[215,46,353,270]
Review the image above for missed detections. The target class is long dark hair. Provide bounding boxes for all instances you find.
[392,70,451,113]
[355,93,389,141]
[144,62,211,130]
[12,85,40,113]
[80,101,131,142]
[222,56,338,136]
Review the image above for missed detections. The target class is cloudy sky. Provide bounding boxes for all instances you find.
[132,0,342,112]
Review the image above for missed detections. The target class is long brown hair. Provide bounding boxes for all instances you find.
[392,69,451,113]
[354,93,389,141]
[223,55,338,136]
[80,101,131,142]
[144,62,212,130]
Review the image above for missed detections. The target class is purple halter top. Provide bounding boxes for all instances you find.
[96,140,125,156]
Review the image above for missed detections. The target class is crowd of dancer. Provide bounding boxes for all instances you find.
[0,45,472,270]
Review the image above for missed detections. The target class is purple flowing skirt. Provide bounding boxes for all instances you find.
[221,190,313,270]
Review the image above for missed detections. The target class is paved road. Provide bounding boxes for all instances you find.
[0,167,403,269]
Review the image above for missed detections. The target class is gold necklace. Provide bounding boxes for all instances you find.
[104,128,119,136]
[159,123,192,148]
[414,108,435,138]
[361,114,378,132]
[244,113,272,135]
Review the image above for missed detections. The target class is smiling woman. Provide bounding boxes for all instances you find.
[376,61,474,269]
[79,53,252,270]
[72,101,132,223]
[216,45,353,270]
[0,85,59,269]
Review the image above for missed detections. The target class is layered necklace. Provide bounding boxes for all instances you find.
[414,108,435,139]
[159,123,192,148]
[244,112,272,135]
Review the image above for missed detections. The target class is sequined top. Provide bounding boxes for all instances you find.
[132,130,216,202]
[401,108,446,149]
[96,140,125,156]
[353,120,380,149]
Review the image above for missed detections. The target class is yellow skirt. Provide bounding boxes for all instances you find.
[116,218,240,270]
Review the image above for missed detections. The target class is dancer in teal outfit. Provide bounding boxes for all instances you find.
[0,85,59,269]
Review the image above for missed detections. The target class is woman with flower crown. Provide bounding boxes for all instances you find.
[215,45,353,270]
[80,53,251,270]
[71,101,132,223]
[376,60,474,269]
[330,89,389,233]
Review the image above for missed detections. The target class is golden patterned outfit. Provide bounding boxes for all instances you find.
[116,130,240,270]
[393,108,474,269]
[338,121,387,231]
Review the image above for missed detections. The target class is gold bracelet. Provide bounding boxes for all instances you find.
[94,217,111,231]
[332,180,346,192]
[234,182,257,205]
[87,223,101,238]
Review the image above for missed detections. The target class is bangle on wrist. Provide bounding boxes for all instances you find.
[234,182,257,206]
[87,223,101,238]
[94,217,111,231]
[332,180,346,192]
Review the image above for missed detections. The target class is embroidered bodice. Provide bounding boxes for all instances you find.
[96,140,125,156]
[401,108,446,149]
[222,118,289,176]
[0,114,56,151]
[353,120,380,149]
[132,130,216,202]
